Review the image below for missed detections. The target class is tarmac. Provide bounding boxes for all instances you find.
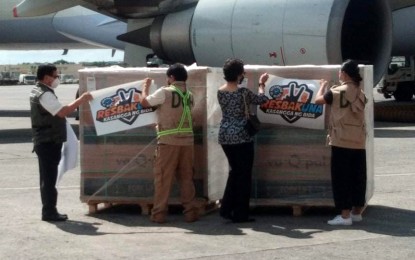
[0,84,414,260]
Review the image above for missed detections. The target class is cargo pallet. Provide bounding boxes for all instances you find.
[81,197,216,216]
[82,197,335,217]
[250,199,334,217]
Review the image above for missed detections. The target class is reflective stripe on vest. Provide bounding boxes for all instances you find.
[157,85,193,138]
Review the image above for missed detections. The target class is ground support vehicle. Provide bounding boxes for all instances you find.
[378,56,415,102]
[0,72,19,85]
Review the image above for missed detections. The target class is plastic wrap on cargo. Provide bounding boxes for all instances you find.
[78,65,374,208]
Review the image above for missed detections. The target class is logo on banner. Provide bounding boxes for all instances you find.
[260,81,323,123]
[95,88,155,125]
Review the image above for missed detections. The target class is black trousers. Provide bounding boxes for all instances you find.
[220,142,254,220]
[331,146,367,211]
[34,142,63,216]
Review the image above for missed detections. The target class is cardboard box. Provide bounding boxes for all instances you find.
[78,65,374,209]
[78,67,208,203]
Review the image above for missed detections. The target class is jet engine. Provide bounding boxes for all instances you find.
[122,0,392,83]
[391,5,415,56]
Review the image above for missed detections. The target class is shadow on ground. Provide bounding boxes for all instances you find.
[52,204,415,238]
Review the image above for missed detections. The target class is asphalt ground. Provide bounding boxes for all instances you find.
[0,84,414,259]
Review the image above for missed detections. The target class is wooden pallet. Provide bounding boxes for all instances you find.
[250,199,335,217]
[83,197,366,217]
[82,197,214,215]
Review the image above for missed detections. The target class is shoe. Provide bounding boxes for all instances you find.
[351,213,363,222]
[231,218,255,223]
[42,213,68,222]
[327,215,352,226]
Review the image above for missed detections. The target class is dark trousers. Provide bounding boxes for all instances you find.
[220,142,254,220]
[34,142,62,216]
[331,146,367,211]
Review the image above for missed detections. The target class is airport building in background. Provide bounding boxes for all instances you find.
[0,63,84,78]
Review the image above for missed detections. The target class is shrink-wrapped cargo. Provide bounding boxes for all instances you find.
[78,65,374,214]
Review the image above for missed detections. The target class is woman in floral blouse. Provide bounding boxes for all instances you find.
[217,58,269,223]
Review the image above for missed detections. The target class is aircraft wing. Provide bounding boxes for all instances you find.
[389,0,415,10]
[13,0,82,17]
[1,0,126,51]
[14,0,415,17]
[13,0,200,18]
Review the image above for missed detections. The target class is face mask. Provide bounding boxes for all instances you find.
[238,76,245,84]
[50,78,60,89]
[238,77,248,88]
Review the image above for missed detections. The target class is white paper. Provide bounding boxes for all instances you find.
[57,121,78,185]
[86,76,96,92]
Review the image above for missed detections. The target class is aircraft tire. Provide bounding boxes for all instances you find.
[393,83,414,102]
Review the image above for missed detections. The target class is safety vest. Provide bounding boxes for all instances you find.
[156,85,193,138]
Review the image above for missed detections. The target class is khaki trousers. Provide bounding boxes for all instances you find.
[151,144,197,220]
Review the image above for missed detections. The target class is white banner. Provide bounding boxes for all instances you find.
[89,80,157,136]
[257,75,326,129]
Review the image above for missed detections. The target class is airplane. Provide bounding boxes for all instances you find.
[1,0,415,84]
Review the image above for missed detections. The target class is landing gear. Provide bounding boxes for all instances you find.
[393,83,414,102]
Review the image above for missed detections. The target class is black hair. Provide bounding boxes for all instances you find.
[341,59,362,85]
[223,58,244,82]
[166,63,188,81]
[37,64,57,81]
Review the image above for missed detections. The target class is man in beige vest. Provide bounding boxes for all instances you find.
[140,63,199,223]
